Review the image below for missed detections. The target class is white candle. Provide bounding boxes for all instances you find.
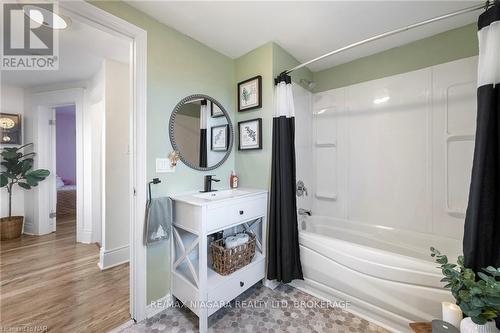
[442,301,463,328]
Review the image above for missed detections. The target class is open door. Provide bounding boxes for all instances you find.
[23,105,56,235]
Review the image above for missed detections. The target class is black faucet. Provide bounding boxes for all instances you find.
[203,175,220,192]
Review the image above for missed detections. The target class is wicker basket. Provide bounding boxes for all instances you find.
[210,232,256,276]
[1,216,24,240]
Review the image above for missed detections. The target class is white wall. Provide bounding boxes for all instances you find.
[293,84,313,212]
[99,59,130,269]
[90,101,104,244]
[86,63,105,244]
[310,57,477,241]
[0,85,25,218]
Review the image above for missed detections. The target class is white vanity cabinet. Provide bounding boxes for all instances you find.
[170,188,268,333]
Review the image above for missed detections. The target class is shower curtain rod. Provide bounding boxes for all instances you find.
[284,1,494,74]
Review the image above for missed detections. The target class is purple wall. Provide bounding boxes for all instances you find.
[56,105,76,185]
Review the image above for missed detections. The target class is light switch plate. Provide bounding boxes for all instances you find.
[156,158,175,173]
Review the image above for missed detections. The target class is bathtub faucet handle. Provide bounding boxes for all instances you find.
[296,180,308,197]
[298,208,312,216]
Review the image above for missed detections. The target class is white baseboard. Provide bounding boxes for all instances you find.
[23,222,35,235]
[23,222,53,235]
[146,294,173,318]
[98,245,130,270]
[78,229,93,244]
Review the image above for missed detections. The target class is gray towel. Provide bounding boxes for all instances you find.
[145,197,172,245]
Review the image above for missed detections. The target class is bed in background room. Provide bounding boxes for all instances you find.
[56,176,76,218]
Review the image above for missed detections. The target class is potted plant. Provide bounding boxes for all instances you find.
[0,143,50,240]
[431,247,500,333]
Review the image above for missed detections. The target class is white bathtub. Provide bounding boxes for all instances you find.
[290,216,461,333]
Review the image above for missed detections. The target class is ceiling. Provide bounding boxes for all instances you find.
[128,1,481,72]
[2,17,130,88]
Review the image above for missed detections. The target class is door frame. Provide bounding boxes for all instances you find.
[26,89,84,238]
[59,1,148,322]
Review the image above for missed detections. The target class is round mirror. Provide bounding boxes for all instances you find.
[169,94,233,171]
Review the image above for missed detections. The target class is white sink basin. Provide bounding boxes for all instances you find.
[193,189,250,201]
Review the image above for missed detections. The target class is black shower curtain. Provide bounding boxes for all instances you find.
[199,100,208,168]
[463,4,500,278]
[267,73,303,283]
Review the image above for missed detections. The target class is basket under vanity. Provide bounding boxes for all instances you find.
[170,188,268,333]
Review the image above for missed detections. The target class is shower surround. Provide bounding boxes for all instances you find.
[292,56,478,332]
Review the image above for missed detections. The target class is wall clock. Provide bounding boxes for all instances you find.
[0,113,22,145]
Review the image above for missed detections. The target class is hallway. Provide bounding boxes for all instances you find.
[0,215,129,332]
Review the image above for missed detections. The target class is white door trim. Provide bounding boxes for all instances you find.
[59,1,148,322]
[27,88,85,238]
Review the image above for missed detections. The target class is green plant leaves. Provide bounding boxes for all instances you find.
[484,266,500,277]
[486,297,500,306]
[471,315,487,325]
[1,150,18,160]
[478,272,497,285]
[1,171,16,180]
[26,169,50,180]
[25,177,39,186]
[21,159,33,174]
[18,182,31,189]
[430,247,500,324]
[23,169,49,187]
[1,144,50,192]
[0,174,7,187]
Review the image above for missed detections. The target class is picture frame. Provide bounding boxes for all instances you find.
[238,118,262,150]
[0,113,22,145]
[211,102,224,118]
[238,75,262,112]
[211,124,229,151]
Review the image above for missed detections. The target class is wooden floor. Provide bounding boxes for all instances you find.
[0,215,130,332]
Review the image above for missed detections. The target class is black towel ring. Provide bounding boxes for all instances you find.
[148,178,161,201]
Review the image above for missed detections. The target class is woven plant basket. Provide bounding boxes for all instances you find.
[1,216,24,240]
[210,232,256,276]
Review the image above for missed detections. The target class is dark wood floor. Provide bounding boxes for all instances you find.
[0,214,130,332]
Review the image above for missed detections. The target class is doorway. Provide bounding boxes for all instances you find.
[54,104,77,238]
[0,1,148,330]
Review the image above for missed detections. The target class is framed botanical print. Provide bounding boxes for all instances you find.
[238,75,262,112]
[211,124,229,151]
[238,118,262,150]
[0,113,21,145]
[211,102,224,118]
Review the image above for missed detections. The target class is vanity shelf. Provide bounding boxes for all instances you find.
[170,188,268,333]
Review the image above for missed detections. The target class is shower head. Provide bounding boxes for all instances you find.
[300,79,316,89]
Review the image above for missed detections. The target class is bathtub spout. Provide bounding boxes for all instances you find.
[298,208,312,216]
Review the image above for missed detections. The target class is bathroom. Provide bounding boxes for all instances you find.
[1,1,499,333]
[123,1,498,332]
[131,0,498,330]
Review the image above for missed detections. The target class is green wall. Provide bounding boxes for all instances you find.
[234,43,273,189]
[91,1,474,306]
[89,2,312,304]
[273,43,314,86]
[90,1,236,304]
[313,23,478,92]
[234,43,312,190]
